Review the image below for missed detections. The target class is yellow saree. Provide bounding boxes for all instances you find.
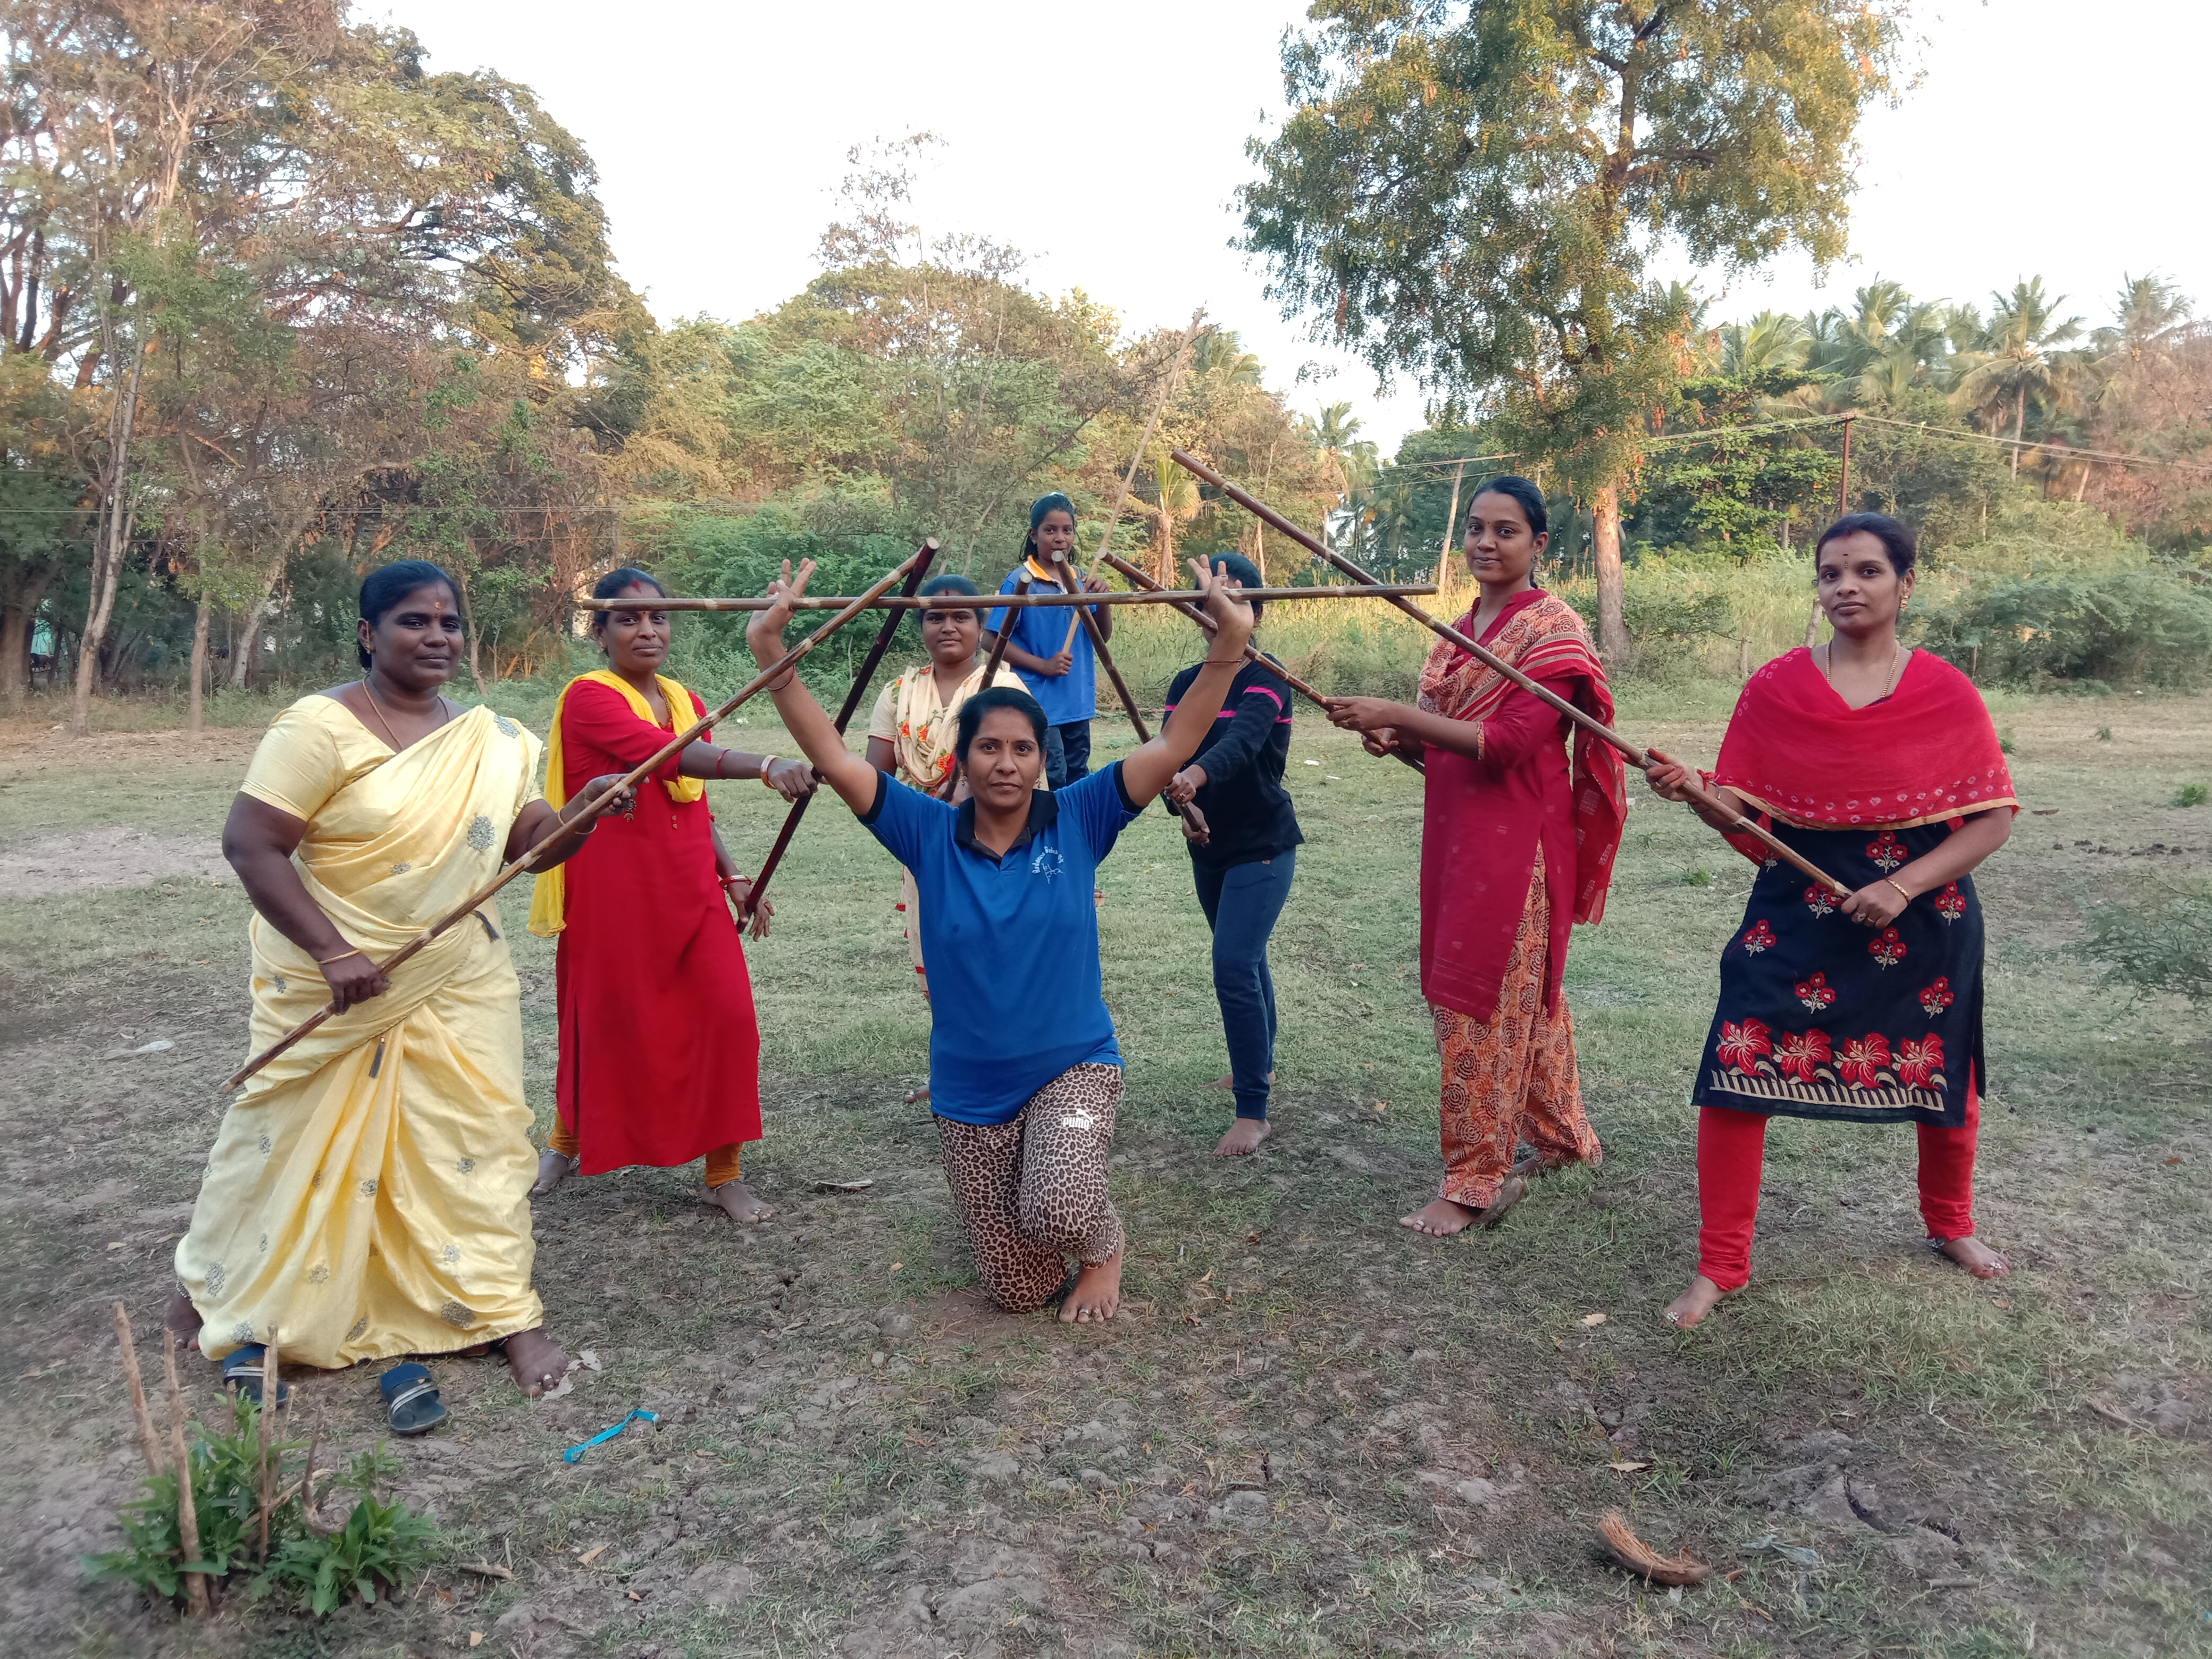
[176,697,548,1367]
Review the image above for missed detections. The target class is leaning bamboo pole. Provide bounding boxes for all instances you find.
[1096,551,1424,776]
[575,584,1437,613]
[1169,448,1851,896]
[736,540,940,922]
[223,548,934,1092]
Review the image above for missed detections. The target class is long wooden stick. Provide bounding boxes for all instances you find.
[113,1301,167,1478]
[579,584,1436,612]
[981,579,1028,683]
[163,1343,210,1615]
[1057,581,1186,820]
[223,546,934,1092]
[1058,312,1204,655]
[1098,550,1425,776]
[1169,448,1852,896]
[257,1324,279,1563]
[738,540,939,921]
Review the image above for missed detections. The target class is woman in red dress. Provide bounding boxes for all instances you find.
[1326,478,1626,1237]
[527,567,817,1222]
[1647,514,2015,1326]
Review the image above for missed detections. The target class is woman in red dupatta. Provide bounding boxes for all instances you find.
[1647,514,2017,1327]
[526,568,817,1224]
[1327,477,1626,1236]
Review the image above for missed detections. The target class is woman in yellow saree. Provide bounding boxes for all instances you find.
[167,562,624,1423]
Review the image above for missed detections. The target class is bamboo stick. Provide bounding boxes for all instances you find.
[1056,312,1203,655]
[577,584,1437,612]
[980,579,1028,684]
[256,1324,279,1562]
[223,546,935,1092]
[112,1301,167,1478]
[738,540,939,923]
[162,1343,210,1615]
[1168,448,1852,896]
[1097,551,1425,776]
[1058,579,1186,820]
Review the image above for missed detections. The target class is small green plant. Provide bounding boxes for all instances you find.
[261,1446,439,1615]
[2096,726,2113,741]
[86,1395,439,1616]
[1679,867,1714,888]
[1999,727,2017,755]
[2173,782,2208,807]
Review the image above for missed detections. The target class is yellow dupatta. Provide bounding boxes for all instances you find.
[890,658,1031,795]
[177,697,548,1366]
[527,669,706,937]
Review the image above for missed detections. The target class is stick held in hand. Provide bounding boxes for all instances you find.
[1167,447,1849,896]
[223,546,935,1093]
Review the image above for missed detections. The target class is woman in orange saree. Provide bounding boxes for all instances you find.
[1327,478,1625,1236]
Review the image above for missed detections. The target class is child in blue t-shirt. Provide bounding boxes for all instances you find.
[984,493,1113,787]
[746,554,1258,1326]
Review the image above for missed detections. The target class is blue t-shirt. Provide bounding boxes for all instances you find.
[988,568,1097,725]
[861,764,1142,1124]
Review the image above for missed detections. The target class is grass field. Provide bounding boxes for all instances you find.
[1,675,2208,1658]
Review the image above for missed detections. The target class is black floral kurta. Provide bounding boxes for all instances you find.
[1692,819,1983,1128]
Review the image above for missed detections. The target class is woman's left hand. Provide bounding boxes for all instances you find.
[1323,696,1408,734]
[764,757,817,802]
[722,875,774,939]
[1839,879,1908,928]
[1164,764,1206,806]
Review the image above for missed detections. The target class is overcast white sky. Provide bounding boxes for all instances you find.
[381,1,2209,456]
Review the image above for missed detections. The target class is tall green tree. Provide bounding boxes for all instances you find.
[1955,278,2083,475]
[1241,0,1906,661]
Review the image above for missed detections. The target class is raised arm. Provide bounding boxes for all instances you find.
[743,559,884,815]
[1119,559,1256,807]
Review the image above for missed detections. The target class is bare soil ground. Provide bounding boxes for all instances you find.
[1,693,2207,1659]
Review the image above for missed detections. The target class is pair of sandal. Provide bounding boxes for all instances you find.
[221,1340,465,1436]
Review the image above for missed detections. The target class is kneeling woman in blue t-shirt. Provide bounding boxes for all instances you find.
[747,556,1257,1323]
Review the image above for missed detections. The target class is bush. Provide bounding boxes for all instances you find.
[1909,566,2212,687]
[2080,878,2212,1006]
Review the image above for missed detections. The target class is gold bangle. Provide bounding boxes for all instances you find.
[757,755,779,786]
[314,946,367,965]
[1884,877,1913,904]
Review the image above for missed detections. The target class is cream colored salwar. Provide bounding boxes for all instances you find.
[176,697,547,1367]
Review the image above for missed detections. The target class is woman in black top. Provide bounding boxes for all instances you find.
[1163,554,1303,1155]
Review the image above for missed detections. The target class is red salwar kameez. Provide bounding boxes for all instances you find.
[531,674,763,1187]
[1416,590,1626,1209]
[1687,648,2017,1286]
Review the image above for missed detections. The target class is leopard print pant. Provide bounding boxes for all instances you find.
[934,1063,1125,1313]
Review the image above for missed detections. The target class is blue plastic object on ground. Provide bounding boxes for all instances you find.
[562,1408,658,1463]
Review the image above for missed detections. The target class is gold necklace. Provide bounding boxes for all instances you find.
[360,674,446,751]
[1820,641,1905,702]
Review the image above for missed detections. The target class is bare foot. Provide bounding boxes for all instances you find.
[1398,1197,1480,1237]
[502,1327,568,1396]
[530,1150,575,1199]
[1934,1235,2011,1279]
[1059,1252,1123,1325]
[1214,1119,1271,1157]
[903,1084,932,1104]
[1663,1274,1735,1329]
[164,1286,202,1351]
[707,1180,774,1222]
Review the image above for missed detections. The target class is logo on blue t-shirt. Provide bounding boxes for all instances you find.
[1029,847,1065,883]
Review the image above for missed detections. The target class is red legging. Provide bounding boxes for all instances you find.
[1696,1078,1979,1291]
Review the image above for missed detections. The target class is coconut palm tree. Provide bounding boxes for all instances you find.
[1955,277,2083,474]
[1146,441,1201,582]
[1721,310,1809,377]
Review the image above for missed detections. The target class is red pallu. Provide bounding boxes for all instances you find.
[1417,589,1627,1022]
[1712,648,2018,831]
[550,678,764,1176]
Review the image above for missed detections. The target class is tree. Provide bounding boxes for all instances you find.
[1955,278,2083,475]
[1241,0,1906,661]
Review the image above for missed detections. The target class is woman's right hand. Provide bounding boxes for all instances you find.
[1176,800,1212,846]
[744,558,815,668]
[1643,748,1696,802]
[319,948,390,1012]
[1164,764,1206,805]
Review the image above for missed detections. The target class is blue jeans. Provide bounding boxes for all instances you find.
[1191,849,1296,1120]
[1043,720,1092,789]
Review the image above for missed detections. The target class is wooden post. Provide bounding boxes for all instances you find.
[1807,413,1855,648]
[112,1302,167,1478]
[1438,459,1465,610]
[740,540,940,921]
[163,1343,210,1615]
[257,1325,279,1562]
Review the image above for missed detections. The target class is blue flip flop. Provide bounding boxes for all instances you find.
[379,1362,448,1436]
[222,1343,291,1407]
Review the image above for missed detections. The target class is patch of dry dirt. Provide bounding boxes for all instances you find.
[0,826,230,894]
